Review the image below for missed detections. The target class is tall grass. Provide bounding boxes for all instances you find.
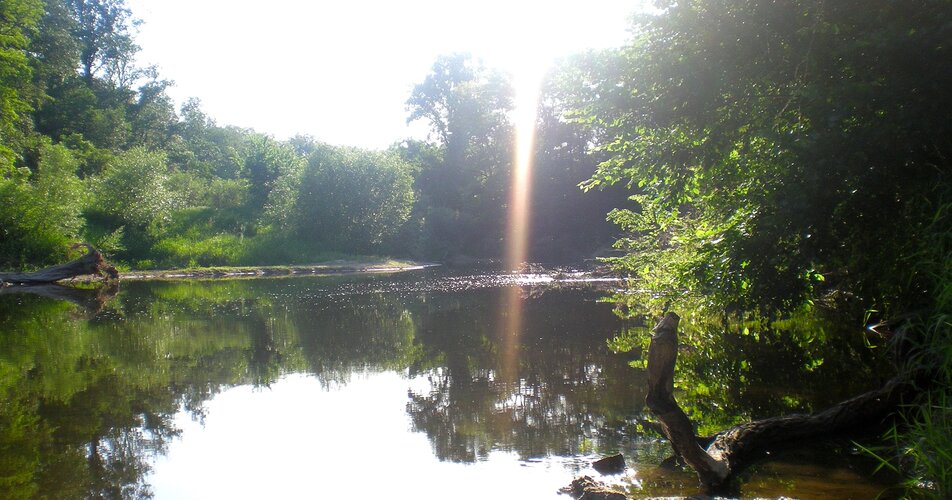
[890,200,952,497]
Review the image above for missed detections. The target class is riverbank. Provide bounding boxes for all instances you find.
[117,259,439,281]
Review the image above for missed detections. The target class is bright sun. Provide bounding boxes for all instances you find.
[128,0,639,149]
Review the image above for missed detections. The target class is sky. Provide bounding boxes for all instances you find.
[126,0,643,149]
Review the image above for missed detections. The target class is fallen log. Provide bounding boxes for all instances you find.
[644,312,913,493]
[0,244,118,286]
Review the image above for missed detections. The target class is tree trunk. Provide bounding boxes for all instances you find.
[644,312,913,493]
[0,244,118,286]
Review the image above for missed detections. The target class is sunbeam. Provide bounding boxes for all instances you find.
[504,68,543,272]
[498,65,544,387]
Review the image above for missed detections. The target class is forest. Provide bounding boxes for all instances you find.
[1,0,950,496]
[0,0,626,270]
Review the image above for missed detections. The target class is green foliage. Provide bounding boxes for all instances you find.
[235,133,303,230]
[90,147,179,230]
[28,0,81,87]
[152,232,243,268]
[32,142,85,234]
[609,307,891,434]
[127,78,177,148]
[0,0,43,170]
[34,75,132,150]
[296,144,415,253]
[528,62,630,261]
[405,54,514,258]
[166,98,244,178]
[57,133,113,176]
[583,2,952,494]
[0,143,84,267]
[65,0,139,83]
[582,0,952,312]
[873,200,952,497]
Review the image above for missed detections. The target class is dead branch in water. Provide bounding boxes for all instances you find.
[644,312,912,493]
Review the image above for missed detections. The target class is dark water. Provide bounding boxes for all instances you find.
[0,268,899,498]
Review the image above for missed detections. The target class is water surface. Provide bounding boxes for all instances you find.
[0,268,899,498]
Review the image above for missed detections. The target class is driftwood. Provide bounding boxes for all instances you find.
[644,312,913,492]
[0,244,118,286]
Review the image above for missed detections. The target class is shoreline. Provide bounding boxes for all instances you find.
[117,260,441,281]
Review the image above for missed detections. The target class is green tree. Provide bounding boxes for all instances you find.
[90,147,178,233]
[579,2,952,494]
[581,0,951,313]
[236,134,304,230]
[28,0,81,88]
[127,78,177,149]
[296,145,414,253]
[524,57,631,262]
[0,0,43,170]
[167,98,245,179]
[64,0,139,83]
[0,143,84,267]
[33,74,132,151]
[406,54,514,258]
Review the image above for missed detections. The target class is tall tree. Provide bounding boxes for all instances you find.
[406,54,514,258]
[64,0,139,83]
[525,56,631,262]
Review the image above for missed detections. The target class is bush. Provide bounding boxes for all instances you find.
[295,145,414,253]
[0,144,84,268]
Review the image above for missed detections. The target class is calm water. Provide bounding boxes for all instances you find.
[0,268,899,498]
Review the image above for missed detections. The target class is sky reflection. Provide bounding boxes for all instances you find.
[148,372,600,499]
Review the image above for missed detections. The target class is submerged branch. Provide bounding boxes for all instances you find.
[644,312,914,492]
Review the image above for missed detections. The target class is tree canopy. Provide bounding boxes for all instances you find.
[0,5,619,269]
[574,2,951,495]
[580,0,951,314]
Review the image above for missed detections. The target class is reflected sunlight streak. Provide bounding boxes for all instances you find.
[499,64,544,388]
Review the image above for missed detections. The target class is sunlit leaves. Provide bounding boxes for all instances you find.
[0,0,42,170]
[0,143,84,267]
[296,145,415,253]
[90,147,180,229]
[581,0,952,312]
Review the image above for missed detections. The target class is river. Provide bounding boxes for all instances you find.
[0,267,899,498]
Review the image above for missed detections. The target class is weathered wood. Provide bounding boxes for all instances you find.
[0,244,118,285]
[644,312,912,492]
[645,313,729,487]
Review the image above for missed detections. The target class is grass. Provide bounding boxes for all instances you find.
[867,200,952,498]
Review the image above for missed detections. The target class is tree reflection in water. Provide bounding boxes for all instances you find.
[0,272,898,498]
[405,287,643,463]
